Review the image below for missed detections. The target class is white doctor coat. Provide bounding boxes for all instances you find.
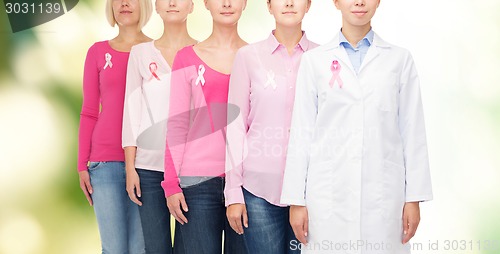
[281,33,433,254]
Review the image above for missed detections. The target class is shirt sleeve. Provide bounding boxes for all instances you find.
[224,49,251,206]
[161,49,191,197]
[398,52,433,202]
[77,44,100,171]
[280,53,318,206]
[122,46,143,148]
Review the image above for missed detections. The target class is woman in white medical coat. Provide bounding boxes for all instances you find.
[280,0,433,253]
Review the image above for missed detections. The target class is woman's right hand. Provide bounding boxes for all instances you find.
[167,193,189,225]
[226,203,248,235]
[78,170,93,206]
[290,205,309,244]
[126,168,142,206]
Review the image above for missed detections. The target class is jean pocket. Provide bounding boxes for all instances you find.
[88,161,103,171]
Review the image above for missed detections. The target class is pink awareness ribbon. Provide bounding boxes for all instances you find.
[149,62,160,81]
[103,53,112,69]
[195,65,206,86]
[329,60,343,88]
[263,70,277,90]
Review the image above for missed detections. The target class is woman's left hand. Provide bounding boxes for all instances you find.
[402,202,420,244]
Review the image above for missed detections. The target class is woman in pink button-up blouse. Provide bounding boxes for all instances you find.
[225,0,318,253]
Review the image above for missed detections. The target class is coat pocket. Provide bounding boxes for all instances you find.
[305,160,335,221]
[374,74,399,112]
[382,159,406,220]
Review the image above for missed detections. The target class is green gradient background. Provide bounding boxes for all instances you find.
[0,0,499,253]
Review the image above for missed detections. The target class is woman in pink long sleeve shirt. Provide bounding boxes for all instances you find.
[161,0,248,253]
[122,0,197,253]
[77,0,151,252]
[224,0,318,253]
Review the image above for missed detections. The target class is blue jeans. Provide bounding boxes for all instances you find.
[175,177,247,254]
[136,169,179,254]
[89,161,145,254]
[242,188,299,254]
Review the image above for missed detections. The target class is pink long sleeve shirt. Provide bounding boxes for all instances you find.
[161,46,231,197]
[122,41,172,171]
[224,32,318,206]
[78,41,129,171]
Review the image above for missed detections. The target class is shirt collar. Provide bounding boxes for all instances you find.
[339,28,374,49]
[267,30,311,54]
[324,30,391,50]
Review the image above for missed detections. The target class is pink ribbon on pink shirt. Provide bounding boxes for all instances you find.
[329,60,343,89]
[103,53,112,69]
[149,62,160,81]
[195,65,206,86]
[263,70,277,90]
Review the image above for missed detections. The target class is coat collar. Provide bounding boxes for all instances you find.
[323,31,391,51]
[323,31,391,74]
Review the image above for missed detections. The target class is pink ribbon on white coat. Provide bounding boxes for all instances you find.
[103,53,113,69]
[329,60,343,88]
[149,62,160,81]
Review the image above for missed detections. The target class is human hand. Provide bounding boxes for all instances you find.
[290,205,309,244]
[78,170,93,206]
[126,168,142,206]
[226,203,248,234]
[402,202,420,244]
[167,193,189,225]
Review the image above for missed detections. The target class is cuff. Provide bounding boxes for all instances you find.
[122,143,137,149]
[280,197,306,206]
[77,162,88,172]
[406,194,433,203]
[224,187,245,207]
[161,180,183,197]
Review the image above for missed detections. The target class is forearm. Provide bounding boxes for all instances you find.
[124,146,137,172]
[77,115,97,171]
